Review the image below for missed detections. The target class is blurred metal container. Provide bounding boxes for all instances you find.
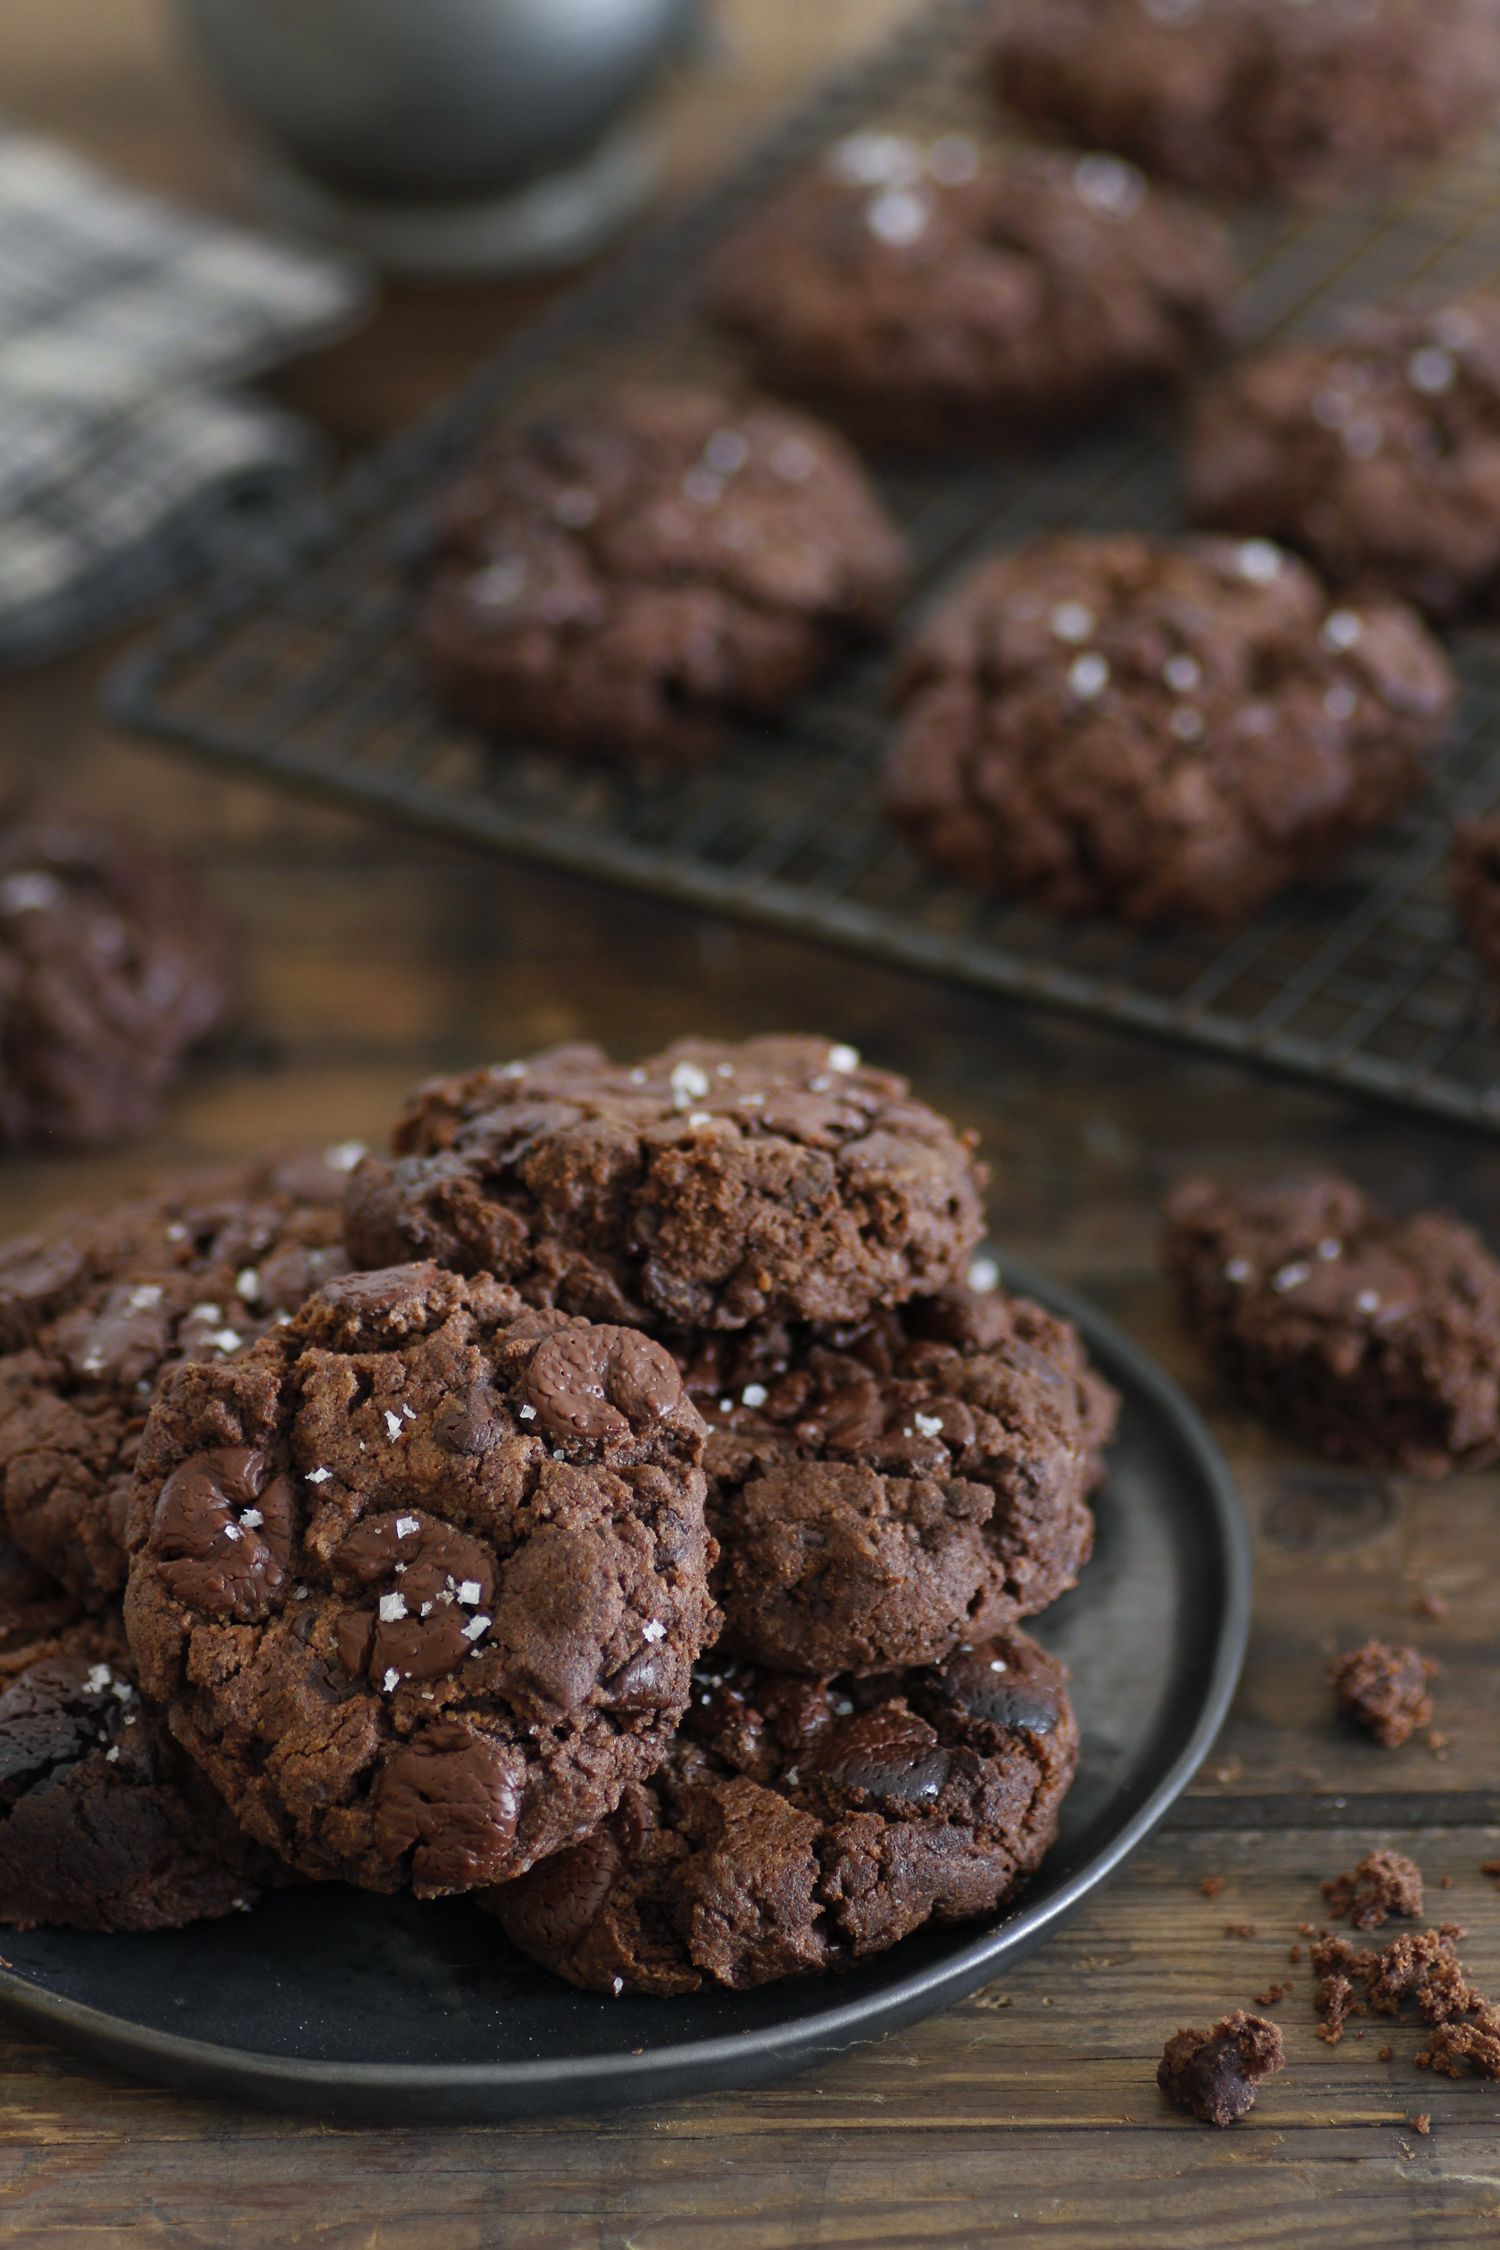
[176,0,705,275]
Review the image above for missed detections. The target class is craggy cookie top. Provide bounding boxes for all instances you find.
[673,1283,1118,1674]
[0,800,233,1149]
[416,383,908,764]
[346,1038,987,1333]
[883,535,1453,925]
[0,1153,355,1606]
[1163,1175,1500,1476]
[710,136,1235,451]
[989,0,1500,202]
[124,1263,715,1896]
[1188,296,1500,620]
[487,1625,1078,1994]
[0,1621,280,1932]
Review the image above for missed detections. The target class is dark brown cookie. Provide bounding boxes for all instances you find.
[673,1282,1118,1674]
[1162,1175,1500,1475]
[416,384,908,765]
[989,0,1500,201]
[1452,813,1500,1010]
[346,1037,986,1333]
[1188,295,1500,621]
[0,1620,280,1932]
[1157,2012,1285,2127]
[485,1625,1078,1994]
[884,535,1453,925]
[710,136,1235,453]
[0,1153,354,1607]
[0,800,233,1150]
[123,1262,716,1897]
[1331,1639,1439,1748]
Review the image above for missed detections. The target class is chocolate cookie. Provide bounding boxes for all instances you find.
[346,1038,986,1333]
[1162,1175,1500,1475]
[0,1535,81,1678]
[0,1622,279,1931]
[0,800,233,1150]
[486,1626,1078,1994]
[416,384,908,765]
[988,0,1500,201]
[674,1283,1118,1674]
[884,535,1453,925]
[1452,814,1500,1009]
[0,1154,354,1607]
[124,1263,716,1896]
[1188,295,1500,621]
[710,136,1235,453]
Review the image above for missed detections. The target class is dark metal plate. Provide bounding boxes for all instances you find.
[0,1260,1249,2123]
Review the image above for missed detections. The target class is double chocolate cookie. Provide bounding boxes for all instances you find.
[0,801,233,1150]
[0,1622,280,1931]
[989,0,1500,202]
[674,1283,1118,1674]
[883,534,1453,925]
[710,136,1235,452]
[0,1154,352,1606]
[345,1038,987,1333]
[1187,295,1500,620]
[1163,1175,1500,1476]
[416,384,908,765]
[487,1626,1077,1993]
[124,1263,717,1896]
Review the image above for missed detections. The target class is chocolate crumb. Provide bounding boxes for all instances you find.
[1289,1943,1304,1965]
[1378,2045,1394,2061]
[1412,2113,1432,2135]
[1225,1922,1258,1939]
[1322,1849,1424,1931]
[1201,1874,1226,1897]
[1157,2011,1285,2127]
[1330,1639,1439,1749]
[1255,1983,1288,2007]
[1417,1594,1449,1620]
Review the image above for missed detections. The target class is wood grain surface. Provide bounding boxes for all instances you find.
[3,4,1500,2243]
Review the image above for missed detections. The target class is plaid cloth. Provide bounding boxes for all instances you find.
[0,131,370,663]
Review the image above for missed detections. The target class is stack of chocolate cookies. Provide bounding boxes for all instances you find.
[0,1037,1116,1997]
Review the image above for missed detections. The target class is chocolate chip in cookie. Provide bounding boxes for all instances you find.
[710,137,1235,452]
[885,535,1452,926]
[346,1037,987,1333]
[416,384,907,765]
[123,1262,717,1896]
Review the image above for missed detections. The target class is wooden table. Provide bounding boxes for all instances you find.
[4,5,1500,2240]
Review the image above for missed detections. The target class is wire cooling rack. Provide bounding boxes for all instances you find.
[111,0,1500,1132]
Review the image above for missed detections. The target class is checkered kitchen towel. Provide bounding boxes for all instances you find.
[0,131,371,664]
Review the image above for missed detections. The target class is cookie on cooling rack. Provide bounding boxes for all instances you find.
[124,1262,716,1896]
[416,384,908,765]
[881,533,1453,926]
[485,1625,1078,1994]
[1187,294,1500,620]
[344,1036,987,1333]
[672,1281,1117,1675]
[709,135,1235,451]
[0,1155,352,1607]
[1162,1174,1500,1476]
[0,801,233,1150]
[987,0,1500,201]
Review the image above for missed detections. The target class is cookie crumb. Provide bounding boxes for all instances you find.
[1157,2012,1285,2127]
[1254,1983,1287,2007]
[1322,1849,1424,1931]
[1225,1922,1258,1939]
[1330,1639,1439,1749]
[1411,2113,1432,2135]
[1378,2045,1394,2061]
[1201,1873,1226,1897]
[1416,1593,1449,1620]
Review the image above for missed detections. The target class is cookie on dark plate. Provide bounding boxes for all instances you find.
[345,1037,987,1333]
[673,1282,1118,1674]
[0,1154,353,1607]
[0,801,233,1150]
[416,384,908,765]
[0,1621,282,1932]
[883,534,1453,925]
[124,1263,716,1896]
[486,1625,1078,1994]
[1187,294,1500,621]
[1163,1175,1500,1476]
[710,135,1235,452]
[988,0,1500,202]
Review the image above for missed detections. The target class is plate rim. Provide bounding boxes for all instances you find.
[0,1256,1251,2117]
